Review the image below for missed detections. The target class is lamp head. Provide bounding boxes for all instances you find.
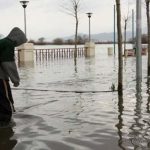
[20,1,29,8]
[86,12,93,18]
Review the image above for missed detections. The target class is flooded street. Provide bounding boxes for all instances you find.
[1,44,150,150]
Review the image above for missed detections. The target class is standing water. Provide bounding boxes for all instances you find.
[1,44,150,150]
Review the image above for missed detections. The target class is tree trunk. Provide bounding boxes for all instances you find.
[116,0,123,95]
[74,12,78,59]
[146,1,150,76]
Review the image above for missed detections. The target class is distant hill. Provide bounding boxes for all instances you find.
[64,32,133,42]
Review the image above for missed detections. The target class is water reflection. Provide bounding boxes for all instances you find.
[147,78,150,113]
[116,80,150,150]
[74,57,77,73]
[18,61,34,68]
[129,80,150,149]
[0,126,17,150]
[85,57,95,76]
[116,95,126,150]
[146,94,150,113]
[130,81,143,149]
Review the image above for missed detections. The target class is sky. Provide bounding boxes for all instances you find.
[0,0,147,41]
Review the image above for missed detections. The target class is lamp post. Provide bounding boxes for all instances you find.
[132,9,135,48]
[114,5,116,55]
[136,0,142,81]
[86,12,92,42]
[20,1,29,37]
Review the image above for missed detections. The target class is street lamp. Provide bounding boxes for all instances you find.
[20,1,29,37]
[86,12,92,42]
[136,0,142,81]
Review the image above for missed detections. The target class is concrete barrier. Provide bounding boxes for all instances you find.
[84,42,95,57]
[108,47,113,55]
[17,43,34,63]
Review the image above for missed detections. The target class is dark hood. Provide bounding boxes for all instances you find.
[7,27,27,47]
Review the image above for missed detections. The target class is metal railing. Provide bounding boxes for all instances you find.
[35,47,85,60]
[15,47,85,61]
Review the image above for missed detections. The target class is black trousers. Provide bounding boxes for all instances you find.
[0,79,15,122]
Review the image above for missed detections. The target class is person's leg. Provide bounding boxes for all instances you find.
[0,79,13,123]
[5,80,15,112]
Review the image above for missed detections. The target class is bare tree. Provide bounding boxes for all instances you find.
[38,37,45,44]
[145,0,150,76]
[53,38,64,45]
[116,0,123,95]
[61,0,82,60]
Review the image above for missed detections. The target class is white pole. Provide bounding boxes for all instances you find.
[136,0,142,81]
[132,9,135,48]
[114,5,116,55]
[24,7,27,37]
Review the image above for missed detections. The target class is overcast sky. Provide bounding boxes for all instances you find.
[0,0,147,41]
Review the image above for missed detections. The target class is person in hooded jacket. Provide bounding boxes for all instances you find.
[0,27,27,124]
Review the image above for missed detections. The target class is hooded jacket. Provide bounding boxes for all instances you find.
[0,27,27,85]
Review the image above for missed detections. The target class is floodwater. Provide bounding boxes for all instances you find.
[1,44,150,150]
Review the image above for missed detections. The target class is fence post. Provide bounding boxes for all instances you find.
[84,42,95,57]
[17,43,34,63]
